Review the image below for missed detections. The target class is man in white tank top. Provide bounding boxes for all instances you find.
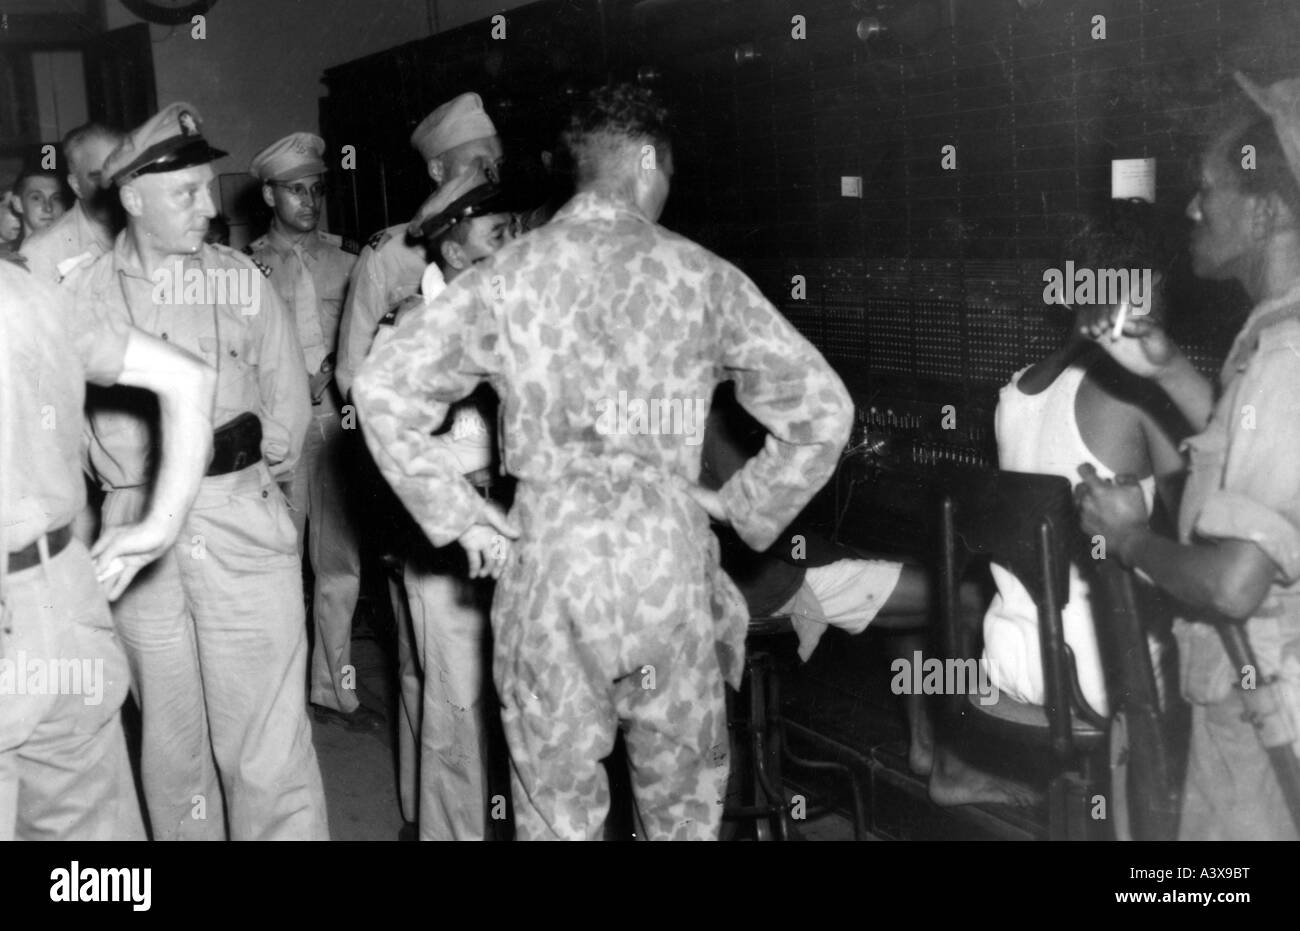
[984,209,1186,715]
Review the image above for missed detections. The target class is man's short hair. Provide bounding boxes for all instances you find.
[62,122,124,162]
[13,166,61,197]
[429,218,474,273]
[561,82,671,186]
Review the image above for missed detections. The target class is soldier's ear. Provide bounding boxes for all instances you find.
[441,238,467,271]
[261,183,276,210]
[66,172,83,201]
[428,157,446,186]
[118,182,143,218]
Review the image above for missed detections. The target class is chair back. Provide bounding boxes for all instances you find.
[939,469,1084,761]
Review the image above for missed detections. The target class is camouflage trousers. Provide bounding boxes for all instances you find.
[492,473,730,840]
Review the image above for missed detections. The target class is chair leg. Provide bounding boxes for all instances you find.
[1048,773,1097,841]
[748,657,789,841]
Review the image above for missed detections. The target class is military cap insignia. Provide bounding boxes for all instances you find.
[178,110,198,136]
[367,229,391,251]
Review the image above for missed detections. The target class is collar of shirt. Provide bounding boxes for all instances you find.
[552,190,652,226]
[110,231,213,288]
[265,224,322,261]
[1221,279,1300,383]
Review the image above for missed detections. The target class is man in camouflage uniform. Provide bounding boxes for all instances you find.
[245,132,374,730]
[355,84,852,840]
[70,102,328,840]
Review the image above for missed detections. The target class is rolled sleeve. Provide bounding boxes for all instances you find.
[1195,492,1300,584]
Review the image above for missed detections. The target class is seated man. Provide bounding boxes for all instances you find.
[702,384,1035,806]
[984,203,1185,716]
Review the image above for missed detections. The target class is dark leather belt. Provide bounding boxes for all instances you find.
[7,524,72,573]
[207,411,263,476]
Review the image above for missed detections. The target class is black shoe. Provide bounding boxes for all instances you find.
[312,703,386,732]
[398,821,418,842]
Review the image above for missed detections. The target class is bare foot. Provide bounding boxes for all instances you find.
[908,736,934,776]
[928,748,1040,808]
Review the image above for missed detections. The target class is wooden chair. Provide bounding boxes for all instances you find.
[938,469,1110,840]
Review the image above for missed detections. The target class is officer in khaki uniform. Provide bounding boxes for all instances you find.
[21,123,124,285]
[245,133,374,729]
[375,179,536,841]
[69,102,329,840]
[335,92,504,397]
[335,91,505,830]
[0,254,214,840]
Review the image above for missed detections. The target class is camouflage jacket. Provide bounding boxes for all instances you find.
[354,191,852,686]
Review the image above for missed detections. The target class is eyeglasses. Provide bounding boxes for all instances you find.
[272,181,326,200]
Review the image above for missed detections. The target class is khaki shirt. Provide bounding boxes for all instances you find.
[245,226,356,375]
[335,224,426,397]
[0,256,129,550]
[19,200,114,285]
[1175,283,1300,702]
[68,234,310,489]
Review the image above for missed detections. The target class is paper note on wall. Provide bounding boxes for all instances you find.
[1111,157,1156,203]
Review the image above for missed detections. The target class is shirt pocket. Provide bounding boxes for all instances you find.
[198,329,258,419]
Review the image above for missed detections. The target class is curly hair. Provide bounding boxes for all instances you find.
[561,82,671,185]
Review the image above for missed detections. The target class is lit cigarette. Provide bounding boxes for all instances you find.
[1111,301,1130,340]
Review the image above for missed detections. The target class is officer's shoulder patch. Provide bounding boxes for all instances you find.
[0,251,29,271]
[212,242,272,278]
[367,228,392,251]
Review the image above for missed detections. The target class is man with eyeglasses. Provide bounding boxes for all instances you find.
[21,123,125,285]
[246,132,374,732]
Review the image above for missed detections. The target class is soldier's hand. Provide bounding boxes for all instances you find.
[681,481,728,525]
[458,500,520,580]
[90,519,175,601]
